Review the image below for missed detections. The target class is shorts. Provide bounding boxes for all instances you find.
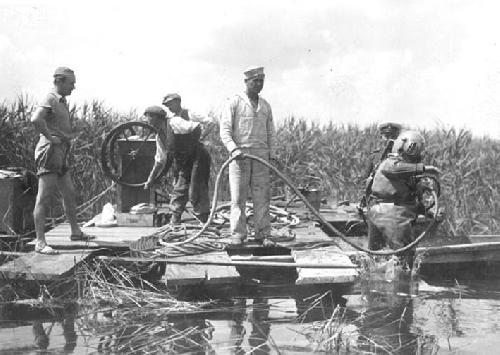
[34,140,71,177]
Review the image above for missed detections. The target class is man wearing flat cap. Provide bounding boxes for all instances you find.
[144,94,213,224]
[30,67,94,254]
[220,66,277,245]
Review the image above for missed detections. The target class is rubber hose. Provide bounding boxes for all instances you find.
[167,153,439,256]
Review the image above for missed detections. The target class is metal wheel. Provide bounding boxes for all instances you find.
[101,121,163,187]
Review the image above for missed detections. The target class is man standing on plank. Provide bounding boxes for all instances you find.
[220,66,277,245]
[31,67,94,254]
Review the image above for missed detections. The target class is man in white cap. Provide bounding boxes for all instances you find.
[144,94,213,224]
[220,66,277,245]
[31,67,94,254]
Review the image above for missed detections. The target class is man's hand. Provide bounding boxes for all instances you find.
[49,132,76,145]
[144,180,153,190]
[49,136,63,145]
[425,165,441,175]
[231,148,244,160]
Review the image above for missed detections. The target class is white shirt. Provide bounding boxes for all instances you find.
[154,110,213,166]
[168,111,213,134]
[220,93,276,155]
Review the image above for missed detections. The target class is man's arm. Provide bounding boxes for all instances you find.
[267,105,277,158]
[144,137,173,188]
[188,111,215,124]
[219,98,238,154]
[381,161,425,179]
[31,107,62,144]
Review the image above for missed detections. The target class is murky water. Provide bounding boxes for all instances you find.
[1,270,500,354]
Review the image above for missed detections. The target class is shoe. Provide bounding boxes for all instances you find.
[35,242,60,255]
[262,238,276,247]
[70,232,96,241]
[227,235,245,246]
[254,232,266,242]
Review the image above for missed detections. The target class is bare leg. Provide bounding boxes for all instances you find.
[33,174,59,244]
[58,172,81,236]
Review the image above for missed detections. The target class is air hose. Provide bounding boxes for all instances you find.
[166,153,439,256]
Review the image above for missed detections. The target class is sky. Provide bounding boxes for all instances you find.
[1,0,500,138]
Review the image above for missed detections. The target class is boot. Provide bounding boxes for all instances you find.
[197,213,209,223]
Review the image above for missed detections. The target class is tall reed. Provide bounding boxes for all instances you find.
[1,97,498,236]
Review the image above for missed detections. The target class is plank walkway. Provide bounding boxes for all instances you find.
[12,205,360,285]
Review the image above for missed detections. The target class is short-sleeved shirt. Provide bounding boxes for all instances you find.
[37,91,72,145]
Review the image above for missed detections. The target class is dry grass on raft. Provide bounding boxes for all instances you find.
[0,258,217,353]
[1,97,499,235]
[74,259,218,354]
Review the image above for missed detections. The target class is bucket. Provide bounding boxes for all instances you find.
[299,188,321,211]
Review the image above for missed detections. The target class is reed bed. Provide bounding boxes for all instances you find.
[0,97,499,236]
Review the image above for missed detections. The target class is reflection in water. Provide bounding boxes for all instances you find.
[356,275,420,354]
[230,298,273,355]
[32,316,77,353]
[91,309,216,354]
[32,320,49,350]
[294,275,442,354]
[4,275,500,353]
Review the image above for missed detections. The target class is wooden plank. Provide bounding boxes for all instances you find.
[98,255,357,268]
[27,223,158,249]
[164,251,240,286]
[417,242,500,264]
[467,235,500,244]
[0,249,93,280]
[292,246,358,285]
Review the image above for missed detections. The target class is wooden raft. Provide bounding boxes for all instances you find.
[19,209,362,286]
[0,249,93,280]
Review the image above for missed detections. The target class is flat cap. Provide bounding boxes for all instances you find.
[53,67,75,77]
[144,105,166,118]
[377,121,402,132]
[244,66,265,80]
[162,93,181,105]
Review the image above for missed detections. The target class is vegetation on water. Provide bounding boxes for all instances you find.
[0,258,461,354]
[0,96,499,236]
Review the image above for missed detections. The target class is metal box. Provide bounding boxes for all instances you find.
[116,139,156,212]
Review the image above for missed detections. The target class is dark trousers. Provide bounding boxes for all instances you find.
[171,144,211,217]
[367,203,416,267]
